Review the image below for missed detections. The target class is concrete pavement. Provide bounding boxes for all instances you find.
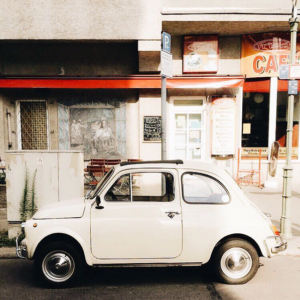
[243,186,300,257]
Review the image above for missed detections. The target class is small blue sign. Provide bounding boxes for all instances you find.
[288,80,298,95]
[162,32,171,53]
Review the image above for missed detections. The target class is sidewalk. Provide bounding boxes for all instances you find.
[242,186,300,257]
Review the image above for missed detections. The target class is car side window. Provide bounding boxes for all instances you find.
[182,173,229,204]
[132,173,174,202]
[104,172,175,202]
[105,174,130,201]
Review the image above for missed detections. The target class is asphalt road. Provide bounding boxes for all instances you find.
[1,256,300,300]
[0,259,221,300]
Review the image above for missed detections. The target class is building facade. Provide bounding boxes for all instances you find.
[0,0,299,190]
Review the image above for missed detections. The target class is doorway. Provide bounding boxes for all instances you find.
[169,97,206,160]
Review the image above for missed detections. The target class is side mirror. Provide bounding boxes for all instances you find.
[95,195,104,210]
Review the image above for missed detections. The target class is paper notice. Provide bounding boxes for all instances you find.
[243,123,251,134]
[190,130,200,139]
[177,116,185,128]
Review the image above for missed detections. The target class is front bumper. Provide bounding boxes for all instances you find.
[16,223,27,259]
[16,234,27,259]
[265,236,287,255]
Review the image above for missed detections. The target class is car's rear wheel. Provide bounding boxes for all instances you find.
[35,242,84,288]
[212,239,259,284]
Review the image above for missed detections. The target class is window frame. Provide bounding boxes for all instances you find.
[104,171,175,203]
[181,172,231,205]
[16,99,50,150]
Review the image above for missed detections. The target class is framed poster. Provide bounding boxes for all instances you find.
[143,116,162,142]
[211,98,235,156]
[183,35,219,74]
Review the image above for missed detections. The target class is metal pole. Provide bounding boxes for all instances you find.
[161,76,167,160]
[280,2,298,238]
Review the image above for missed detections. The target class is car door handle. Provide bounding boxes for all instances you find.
[165,211,181,219]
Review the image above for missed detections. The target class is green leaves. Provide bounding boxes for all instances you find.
[19,164,38,222]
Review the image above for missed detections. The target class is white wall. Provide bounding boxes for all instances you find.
[0,0,161,40]
[139,91,162,160]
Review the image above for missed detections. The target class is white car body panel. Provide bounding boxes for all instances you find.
[22,161,282,266]
[33,198,86,219]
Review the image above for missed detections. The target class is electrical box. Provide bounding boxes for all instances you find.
[5,150,84,222]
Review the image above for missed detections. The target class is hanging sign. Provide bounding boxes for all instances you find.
[161,51,173,78]
[162,32,171,53]
[183,35,219,74]
[241,33,300,78]
[211,98,235,156]
[288,80,298,95]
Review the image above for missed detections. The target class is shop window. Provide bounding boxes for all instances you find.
[17,100,48,150]
[241,92,270,158]
[276,92,299,159]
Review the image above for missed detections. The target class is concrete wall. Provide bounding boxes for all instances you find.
[0,42,138,76]
[0,0,161,40]
[139,36,241,75]
[0,93,17,161]
[139,90,162,160]
[162,0,296,15]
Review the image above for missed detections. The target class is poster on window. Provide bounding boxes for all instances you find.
[241,33,300,78]
[67,105,126,160]
[183,35,219,74]
[211,98,235,156]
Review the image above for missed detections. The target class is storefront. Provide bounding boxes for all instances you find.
[239,33,300,188]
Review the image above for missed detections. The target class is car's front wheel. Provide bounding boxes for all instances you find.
[35,242,84,288]
[212,238,259,284]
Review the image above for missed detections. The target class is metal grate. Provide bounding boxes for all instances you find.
[18,101,48,150]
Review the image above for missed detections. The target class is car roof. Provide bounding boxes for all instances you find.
[114,160,229,178]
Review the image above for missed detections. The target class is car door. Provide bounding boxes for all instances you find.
[91,169,183,259]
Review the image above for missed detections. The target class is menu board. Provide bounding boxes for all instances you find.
[143,116,162,142]
[183,35,219,74]
[211,98,235,156]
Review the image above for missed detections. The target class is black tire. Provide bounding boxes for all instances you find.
[212,238,259,284]
[34,241,84,288]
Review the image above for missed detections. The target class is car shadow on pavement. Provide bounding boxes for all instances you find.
[81,265,212,287]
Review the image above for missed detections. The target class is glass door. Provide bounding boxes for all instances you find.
[174,113,203,160]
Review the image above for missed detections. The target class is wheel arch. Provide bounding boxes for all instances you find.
[33,233,89,265]
[211,233,263,259]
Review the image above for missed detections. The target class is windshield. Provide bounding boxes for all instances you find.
[88,167,114,199]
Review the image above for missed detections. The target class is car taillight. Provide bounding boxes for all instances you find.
[270,224,280,236]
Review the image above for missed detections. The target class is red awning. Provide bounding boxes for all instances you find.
[0,76,244,89]
[243,79,270,93]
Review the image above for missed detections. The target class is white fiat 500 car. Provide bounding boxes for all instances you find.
[16,160,286,287]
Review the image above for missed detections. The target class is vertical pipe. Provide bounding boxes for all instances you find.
[281,13,299,238]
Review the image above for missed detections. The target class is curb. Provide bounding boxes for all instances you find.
[0,247,16,259]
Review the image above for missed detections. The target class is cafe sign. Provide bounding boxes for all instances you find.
[241,33,300,78]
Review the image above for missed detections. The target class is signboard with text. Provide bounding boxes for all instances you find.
[211,98,235,156]
[241,33,300,78]
[162,32,171,53]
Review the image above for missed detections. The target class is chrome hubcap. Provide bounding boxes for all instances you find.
[42,251,75,282]
[220,248,252,279]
